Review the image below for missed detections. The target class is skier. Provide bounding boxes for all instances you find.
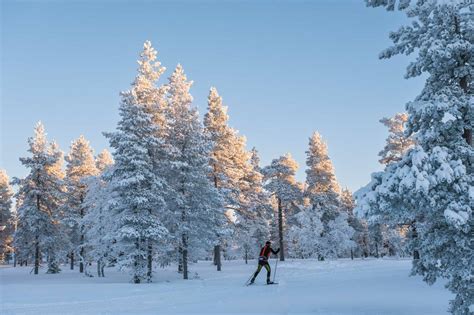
[249,241,280,285]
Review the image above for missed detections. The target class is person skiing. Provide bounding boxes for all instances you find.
[249,241,280,285]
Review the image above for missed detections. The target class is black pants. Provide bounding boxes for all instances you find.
[252,261,271,282]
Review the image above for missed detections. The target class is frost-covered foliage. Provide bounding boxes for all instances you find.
[0,169,14,263]
[63,135,99,272]
[164,65,223,279]
[83,162,114,278]
[288,205,324,258]
[235,148,272,261]
[379,113,415,165]
[105,90,168,283]
[341,188,369,258]
[103,41,172,283]
[291,133,354,259]
[104,61,169,284]
[82,149,114,277]
[13,122,67,274]
[204,87,270,260]
[263,153,302,260]
[95,149,113,172]
[358,1,473,313]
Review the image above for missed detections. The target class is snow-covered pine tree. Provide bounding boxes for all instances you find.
[165,65,223,279]
[203,87,235,268]
[236,147,272,263]
[262,153,302,261]
[0,169,14,263]
[132,40,168,130]
[105,83,168,284]
[288,203,324,259]
[204,87,270,264]
[83,153,114,277]
[341,188,369,259]
[63,136,99,273]
[293,132,354,260]
[357,1,473,313]
[132,41,171,279]
[95,149,114,172]
[378,113,415,165]
[13,122,66,274]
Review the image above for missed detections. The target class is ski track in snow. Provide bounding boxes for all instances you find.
[0,259,452,315]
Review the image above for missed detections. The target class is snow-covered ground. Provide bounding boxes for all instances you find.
[1,258,451,315]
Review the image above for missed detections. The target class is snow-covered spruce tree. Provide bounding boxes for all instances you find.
[165,65,223,279]
[236,147,272,263]
[204,88,270,264]
[294,132,354,260]
[13,122,67,274]
[95,149,114,172]
[0,169,14,263]
[104,87,168,284]
[370,113,415,257]
[341,188,369,259]
[132,41,172,278]
[357,1,473,313]
[203,87,239,268]
[83,153,114,277]
[63,136,98,273]
[132,40,168,129]
[288,203,324,259]
[378,113,415,165]
[262,153,302,261]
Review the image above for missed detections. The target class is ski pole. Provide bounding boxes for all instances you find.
[244,272,254,286]
[272,258,278,283]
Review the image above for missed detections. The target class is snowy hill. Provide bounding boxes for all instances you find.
[1,258,451,315]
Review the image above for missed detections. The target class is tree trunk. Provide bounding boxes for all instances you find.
[214,245,221,271]
[147,242,152,282]
[182,234,188,280]
[245,249,248,264]
[70,252,74,270]
[133,238,140,284]
[34,195,40,274]
[278,197,285,261]
[351,249,354,260]
[79,247,84,273]
[178,246,183,273]
[79,195,85,273]
[34,237,39,275]
[412,224,420,260]
[97,260,101,277]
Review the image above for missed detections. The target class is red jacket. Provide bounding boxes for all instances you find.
[259,245,280,261]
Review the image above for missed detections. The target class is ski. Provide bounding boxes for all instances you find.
[246,282,278,286]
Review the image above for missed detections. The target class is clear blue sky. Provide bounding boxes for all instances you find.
[1,0,424,192]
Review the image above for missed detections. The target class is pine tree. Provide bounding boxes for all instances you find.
[165,65,223,279]
[104,41,171,283]
[204,87,269,264]
[357,1,473,313]
[237,148,271,263]
[13,122,66,274]
[378,113,415,165]
[0,169,14,263]
[95,149,114,172]
[341,188,369,259]
[262,153,302,261]
[293,132,354,260]
[63,135,99,272]
[105,85,168,283]
[83,159,114,278]
[133,41,172,280]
